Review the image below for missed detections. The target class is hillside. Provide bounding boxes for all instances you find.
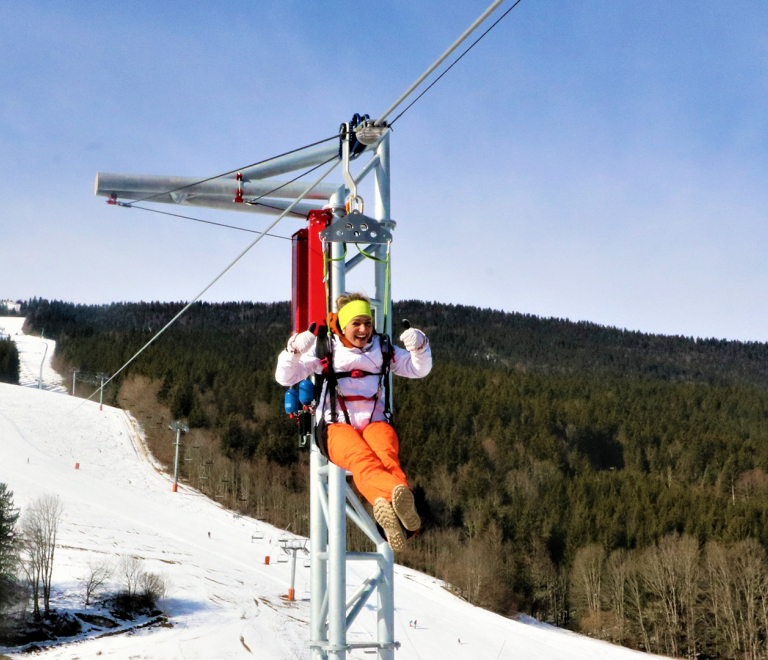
[14,299,768,657]
[0,330,665,660]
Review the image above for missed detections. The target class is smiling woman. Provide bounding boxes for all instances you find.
[275,293,433,551]
[335,293,374,348]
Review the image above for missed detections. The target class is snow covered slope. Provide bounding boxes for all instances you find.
[1,316,65,392]
[0,321,666,659]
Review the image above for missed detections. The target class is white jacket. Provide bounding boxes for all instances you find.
[275,334,432,431]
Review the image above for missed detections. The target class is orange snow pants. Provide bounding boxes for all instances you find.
[327,421,408,505]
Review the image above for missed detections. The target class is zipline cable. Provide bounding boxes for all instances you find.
[389,0,524,126]
[375,0,510,126]
[70,158,340,415]
[127,133,339,205]
[116,0,522,217]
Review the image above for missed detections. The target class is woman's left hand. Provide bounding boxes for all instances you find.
[400,328,427,352]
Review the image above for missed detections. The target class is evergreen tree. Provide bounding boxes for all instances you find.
[0,484,19,610]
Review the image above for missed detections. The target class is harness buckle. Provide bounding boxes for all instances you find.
[350,369,366,379]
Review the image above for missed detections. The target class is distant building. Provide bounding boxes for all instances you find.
[1,300,21,313]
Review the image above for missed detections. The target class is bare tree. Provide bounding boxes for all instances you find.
[641,534,699,658]
[625,552,651,653]
[703,540,768,660]
[79,558,113,606]
[527,538,567,626]
[156,573,172,614]
[19,494,63,618]
[604,549,629,643]
[139,571,165,602]
[572,544,605,616]
[118,556,144,598]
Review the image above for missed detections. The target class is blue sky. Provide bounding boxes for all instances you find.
[2,1,767,341]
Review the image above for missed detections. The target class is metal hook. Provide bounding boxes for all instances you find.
[341,123,362,214]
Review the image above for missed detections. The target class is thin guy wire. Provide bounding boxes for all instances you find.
[390,0,523,126]
[375,0,507,125]
[127,133,339,204]
[120,204,294,240]
[70,159,339,415]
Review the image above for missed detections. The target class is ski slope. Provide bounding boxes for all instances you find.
[1,316,65,392]
[0,318,667,659]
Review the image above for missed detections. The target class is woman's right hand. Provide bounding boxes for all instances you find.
[287,323,317,355]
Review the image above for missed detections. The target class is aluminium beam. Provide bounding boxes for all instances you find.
[239,137,381,181]
[98,190,324,219]
[95,172,339,201]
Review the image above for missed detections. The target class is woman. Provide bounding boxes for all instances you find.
[275,293,432,550]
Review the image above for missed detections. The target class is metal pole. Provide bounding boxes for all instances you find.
[326,179,348,660]
[374,133,391,336]
[310,441,328,660]
[169,421,188,492]
[72,370,77,396]
[38,343,48,390]
[330,186,346,306]
[173,428,181,492]
[95,172,339,201]
[99,375,104,411]
[328,462,347,660]
[289,548,298,601]
[309,172,345,660]
[373,130,396,660]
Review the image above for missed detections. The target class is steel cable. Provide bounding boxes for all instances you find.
[118,205,295,240]
[389,0,524,126]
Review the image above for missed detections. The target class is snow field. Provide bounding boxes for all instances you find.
[1,317,65,392]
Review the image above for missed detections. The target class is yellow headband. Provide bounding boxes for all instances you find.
[338,300,372,330]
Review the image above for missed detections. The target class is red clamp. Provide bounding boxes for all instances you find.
[107,193,118,205]
[320,357,330,374]
[234,172,244,203]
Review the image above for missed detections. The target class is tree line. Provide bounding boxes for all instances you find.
[569,534,768,659]
[19,297,768,657]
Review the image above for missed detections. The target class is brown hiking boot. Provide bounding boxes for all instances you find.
[373,498,406,552]
[392,485,421,532]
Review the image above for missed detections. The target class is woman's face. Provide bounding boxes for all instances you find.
[343,315,373,348]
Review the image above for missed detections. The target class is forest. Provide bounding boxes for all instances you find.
[20,297,768,659]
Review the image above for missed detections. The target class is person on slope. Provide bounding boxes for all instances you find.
[275,293,432,551]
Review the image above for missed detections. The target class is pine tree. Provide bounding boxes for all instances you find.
[0,484,19,610]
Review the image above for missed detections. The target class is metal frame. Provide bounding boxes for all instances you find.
[310,130,395,660]
[94,127,396,660]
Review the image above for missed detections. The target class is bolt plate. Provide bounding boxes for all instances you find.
[319,211,392,244]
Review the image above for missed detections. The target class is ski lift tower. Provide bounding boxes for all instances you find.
[95,118,397,660]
